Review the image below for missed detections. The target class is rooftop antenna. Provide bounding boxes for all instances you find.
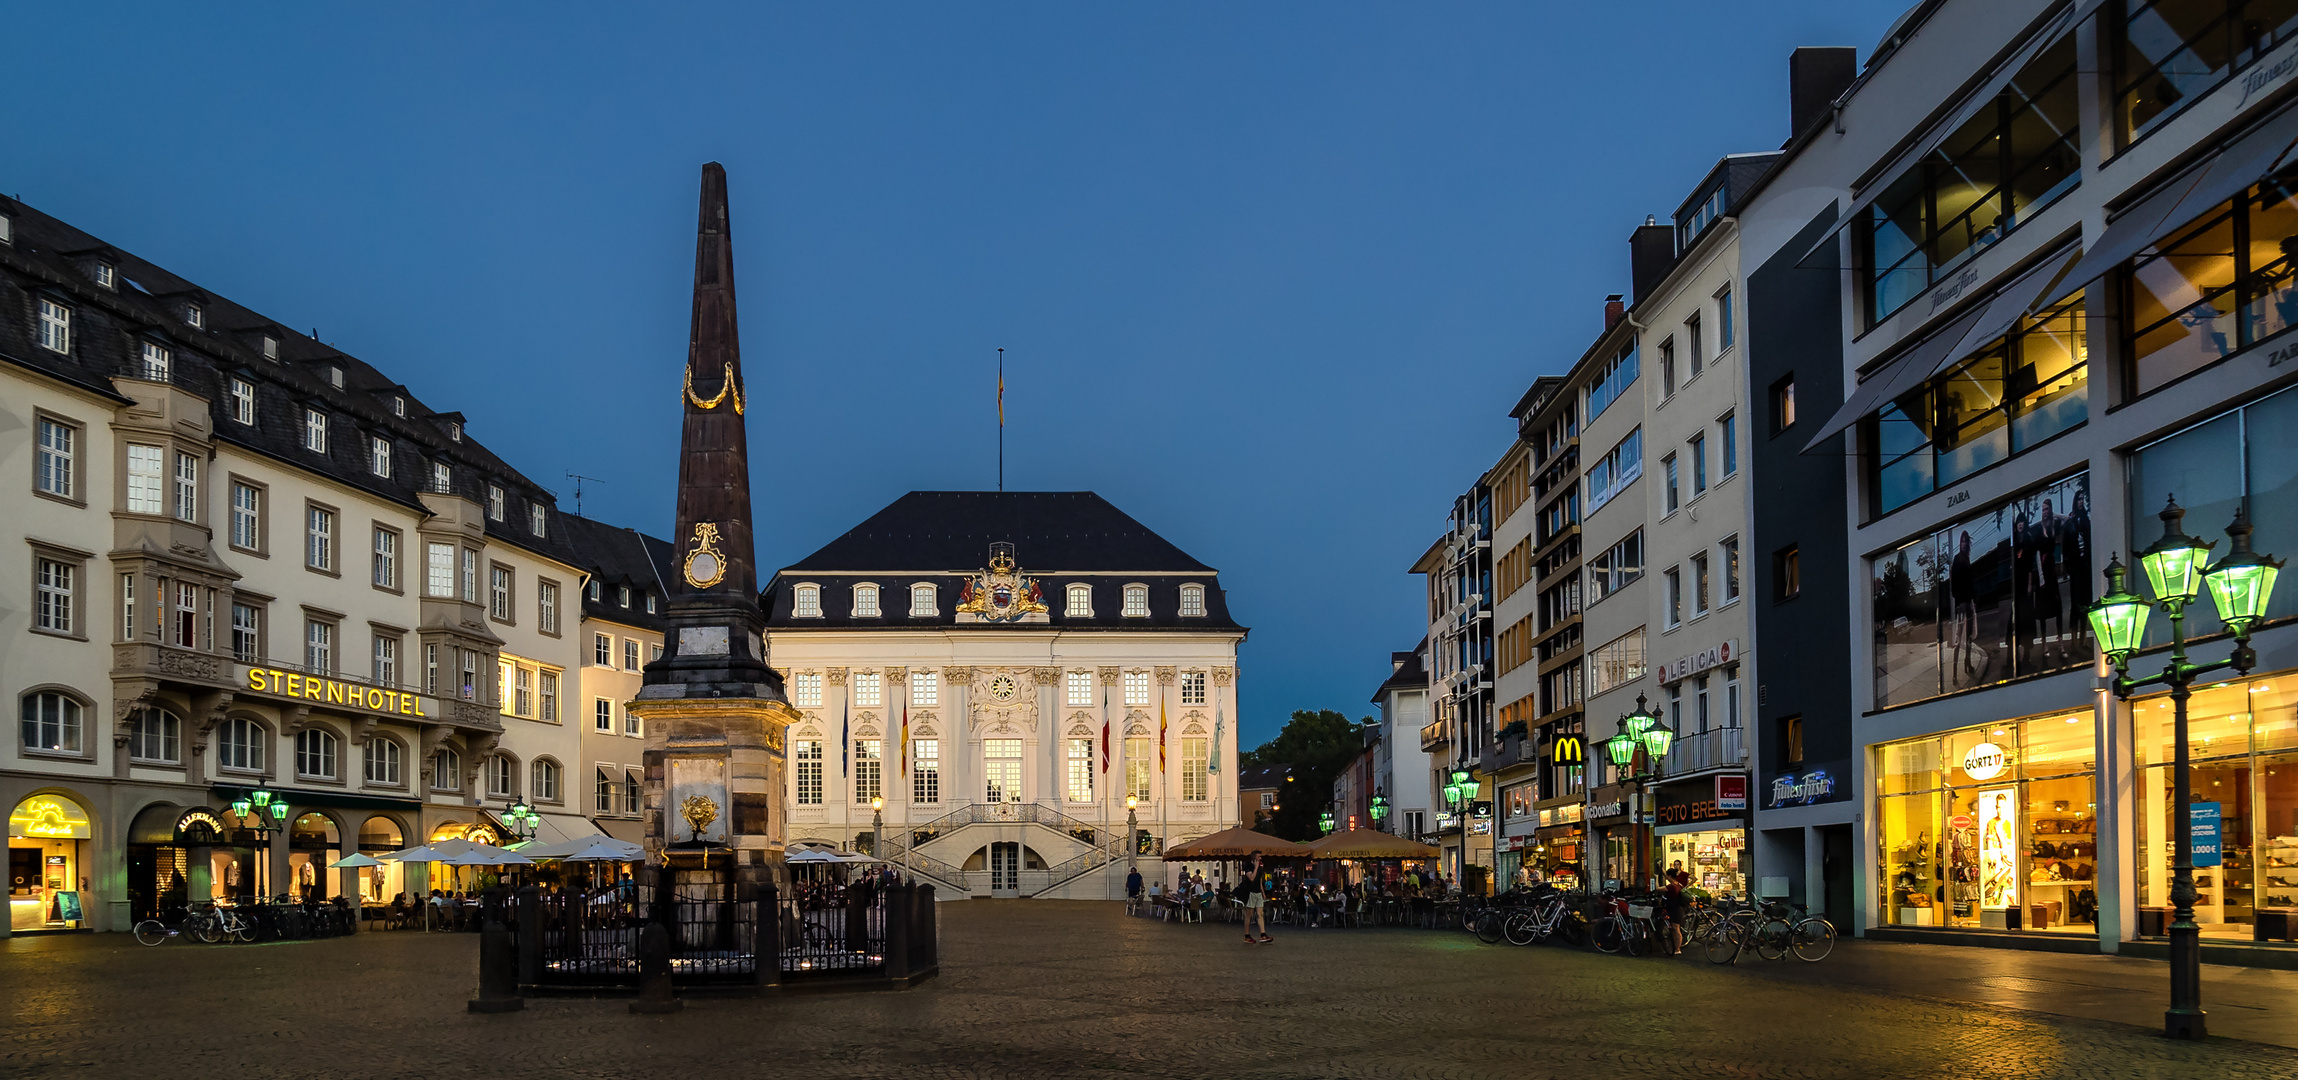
[565,472,605,518]
[997,347,1005,493]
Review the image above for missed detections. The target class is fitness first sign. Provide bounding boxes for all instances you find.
[1656,639,1738,686]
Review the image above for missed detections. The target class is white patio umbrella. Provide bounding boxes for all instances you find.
[328,853,385,869]
[786,849,845,863]
[379,839,530,930]
[547,836,645,863]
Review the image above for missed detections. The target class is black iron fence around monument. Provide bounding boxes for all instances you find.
[496,880,938,996]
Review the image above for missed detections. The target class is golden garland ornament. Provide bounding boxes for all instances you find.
[680,794,720,844]
[683,362,746,414]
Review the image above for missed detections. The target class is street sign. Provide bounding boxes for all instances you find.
[2193,802,2223,868]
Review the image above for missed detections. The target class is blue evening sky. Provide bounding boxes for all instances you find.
[6,2,1907,747]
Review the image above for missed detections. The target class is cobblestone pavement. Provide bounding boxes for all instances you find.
[5,902,2295,1079]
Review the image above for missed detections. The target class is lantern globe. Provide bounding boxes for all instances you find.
[1604,729,1639,767]
[250,789,273,809]
[230,798,252,818]
[1441,782,1460,806]
[269,800,289,822]
[2205,505,2285,634]
[1639,719,1677,760]
[1457,778,1481,802]
[2087,555,2151,662]
[2139,497,2213,604]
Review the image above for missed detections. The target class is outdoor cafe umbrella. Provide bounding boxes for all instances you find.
[1302,828,1440,861]
[379,839,532,930]
[327,853,386,869]
[1161,826,1310,861]
[545,835,645,863]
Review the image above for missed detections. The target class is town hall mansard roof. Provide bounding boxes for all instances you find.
[763,491,1244,633]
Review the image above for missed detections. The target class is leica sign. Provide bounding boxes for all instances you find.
[1657,639,1739,686]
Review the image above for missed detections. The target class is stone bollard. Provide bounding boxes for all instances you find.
[515,886,543,992]
[468,887,525,1014]
[630,920,682,1014]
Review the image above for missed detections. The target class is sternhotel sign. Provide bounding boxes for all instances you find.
[234,664,440,718]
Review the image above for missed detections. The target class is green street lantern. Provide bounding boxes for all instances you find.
[1603,724,1640,768]
[1639,715,1677,761]
[230,796,253,818]
[1441,781,1460,806]
[1456,777,1481,804]
[1370,795,1389,824]
[1622,694,1659,738]
[2206,505,2284,636]
[2139,496,2215,605]
[2088,555,2152,663]
[269,799,290,822]
[250,788,274,810]
[1319,810,1336,834]
[1449,768,1473,790]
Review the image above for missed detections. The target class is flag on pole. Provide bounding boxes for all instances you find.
[1210,701,1223,775]
[840,697,850,778]
[900,699,910,777]
[1158,695,1168,772]
[1099,684,1111,773]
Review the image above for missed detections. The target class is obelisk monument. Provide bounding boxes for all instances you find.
[630,162,798,897]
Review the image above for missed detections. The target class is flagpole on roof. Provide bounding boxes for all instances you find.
[997,347,1005,493]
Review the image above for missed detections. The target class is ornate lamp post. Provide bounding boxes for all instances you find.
[869,796,885,861]
[1601,696,1673,889]
[1444,767,1480,890]
[1319,809,1336,835]
[1370,793,1389,832]
[502,801,541,842]
[1125,795,1139,876]
[2088,498,2281,1040]
[228,787,289,901]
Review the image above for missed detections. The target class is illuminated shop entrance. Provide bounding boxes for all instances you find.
[9,794,92,932]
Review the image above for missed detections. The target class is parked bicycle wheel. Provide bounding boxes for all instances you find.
[1702,920,1744,964]
[191,915,222,945]
[1502,911,1539,947]
[1592,916,1626,954]
[1473,910,1505,945]
[1551,909,1589,947]
[1791,918,1836,961]
[133,919,170,946]
[1753,918,1793,961]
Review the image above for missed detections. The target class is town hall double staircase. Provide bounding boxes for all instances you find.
[878,802,1130,898]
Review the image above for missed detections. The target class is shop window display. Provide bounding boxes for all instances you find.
[1659,829,1746,897]
[2132,676,2298,941]
[1876,709,2097,932]
[1872,472,2093,707]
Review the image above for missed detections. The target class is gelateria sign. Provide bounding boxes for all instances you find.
[235,665,440,718]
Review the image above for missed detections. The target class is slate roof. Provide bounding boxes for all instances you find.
[763,491,1243,632]
[1236,763,1293,791]
[0,195,588,568]
[782,491,1215,573]
[558,514,675,631]
[1371,642,1429,703]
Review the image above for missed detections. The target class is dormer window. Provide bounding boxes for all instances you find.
[1066,583,1093,617]
[586,580,601,601]
[430,461,450,493]
[644,593,657,614]
[0,213,12,244]
[94,263,115,289]
[617,585,630,608]
[1179,583,1206,618]
[37,299,70,354]
[392,395,406,417]
[328,366,344,388]
[528,504,547,537]
[487,484,506,521]
[186,304,203,329]
[1122,584,1150,618]
[909,583,937,617]
[794,583,822,618]
[139,342,171,382]
[304,409,329,453]
[370,435,393,477]
[262,335,279,360]
[448,421,462,442]
[853,583,881,618]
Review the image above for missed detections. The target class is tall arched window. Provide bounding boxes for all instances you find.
[295,728,339,779]
[909,583,937,617]
[793,583,822,618]
[852,583,881,617]
[127,707,180,763]
[21,692,84,753]
[219,717,265,772]
[532,759,562,802]
[487,755,515,798]
[1066,583,1093,617]
[432,748,461,791]
[1179,583,1206,617]
[364,738,403,786]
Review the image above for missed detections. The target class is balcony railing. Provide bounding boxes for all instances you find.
[1419,718,1449,750]
[1662,726,1746,775]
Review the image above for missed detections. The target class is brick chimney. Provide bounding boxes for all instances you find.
[1604,294,1625,331]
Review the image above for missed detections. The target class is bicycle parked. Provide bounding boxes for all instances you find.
[1702,897,1834,963]
[1591,889,1667,956]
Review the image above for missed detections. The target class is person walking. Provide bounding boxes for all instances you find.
[1125,866,1144,915]
[1239,855,1271,944]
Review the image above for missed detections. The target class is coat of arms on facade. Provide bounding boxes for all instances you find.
[956,542,1047,622]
